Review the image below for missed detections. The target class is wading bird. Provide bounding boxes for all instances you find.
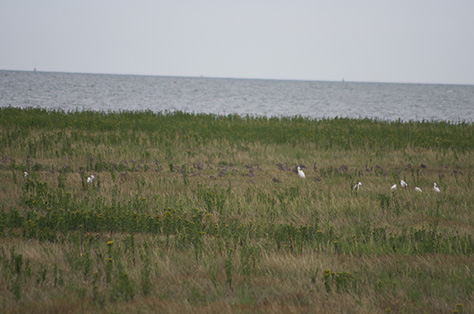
[433,182,440,192]
[414,187,422,192]
[24,171,28,177]
[400,180,408,188]
[391,184,397,190]
[297,166,305,179]
[353,182,362,191]
[87,175,95,184]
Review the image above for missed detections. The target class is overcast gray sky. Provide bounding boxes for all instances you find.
[1,1,474,85]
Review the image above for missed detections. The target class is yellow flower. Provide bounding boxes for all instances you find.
[107,240,114,246]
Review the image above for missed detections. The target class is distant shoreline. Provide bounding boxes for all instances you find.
[1,68,473,87]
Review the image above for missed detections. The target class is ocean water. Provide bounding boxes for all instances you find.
[1,70,473,122]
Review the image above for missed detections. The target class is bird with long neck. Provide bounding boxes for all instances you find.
[297,167,305,179]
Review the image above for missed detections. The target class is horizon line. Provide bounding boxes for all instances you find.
[1,68,473,87]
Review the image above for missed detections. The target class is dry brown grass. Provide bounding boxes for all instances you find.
[1,110,474,313]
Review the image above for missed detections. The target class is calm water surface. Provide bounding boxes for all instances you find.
[1,70,473,122]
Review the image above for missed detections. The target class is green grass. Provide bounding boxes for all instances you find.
[1,107,473,313]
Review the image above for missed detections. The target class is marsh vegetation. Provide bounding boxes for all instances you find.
[1,107,473,313]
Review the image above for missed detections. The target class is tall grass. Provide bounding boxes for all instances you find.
[1,107,473,313]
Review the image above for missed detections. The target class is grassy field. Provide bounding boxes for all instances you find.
[1,107,473,313]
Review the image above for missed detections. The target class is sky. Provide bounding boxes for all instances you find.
[1,0,474,85]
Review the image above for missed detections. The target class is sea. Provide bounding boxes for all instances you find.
[1,70,473,122]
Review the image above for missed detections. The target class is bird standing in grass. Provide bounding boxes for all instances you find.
[400,180,408,188]
[353,182,362,191]
[414,187,422,192]
[24,171,28,178]
[433,182,440,192]
[87,175,95,184]
[297,166,305,179]
[391,184,397,190]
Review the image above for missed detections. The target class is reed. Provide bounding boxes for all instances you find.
[1,107,473,313]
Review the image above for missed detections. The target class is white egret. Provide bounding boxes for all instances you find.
[414,187,422,192]
[391,184,397,190]
[87,175,95,184]
[24,171,28,177]
[433,182,440,192]
[297,166,305,179]
[400,180,408,188]
[353,182,362,191]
